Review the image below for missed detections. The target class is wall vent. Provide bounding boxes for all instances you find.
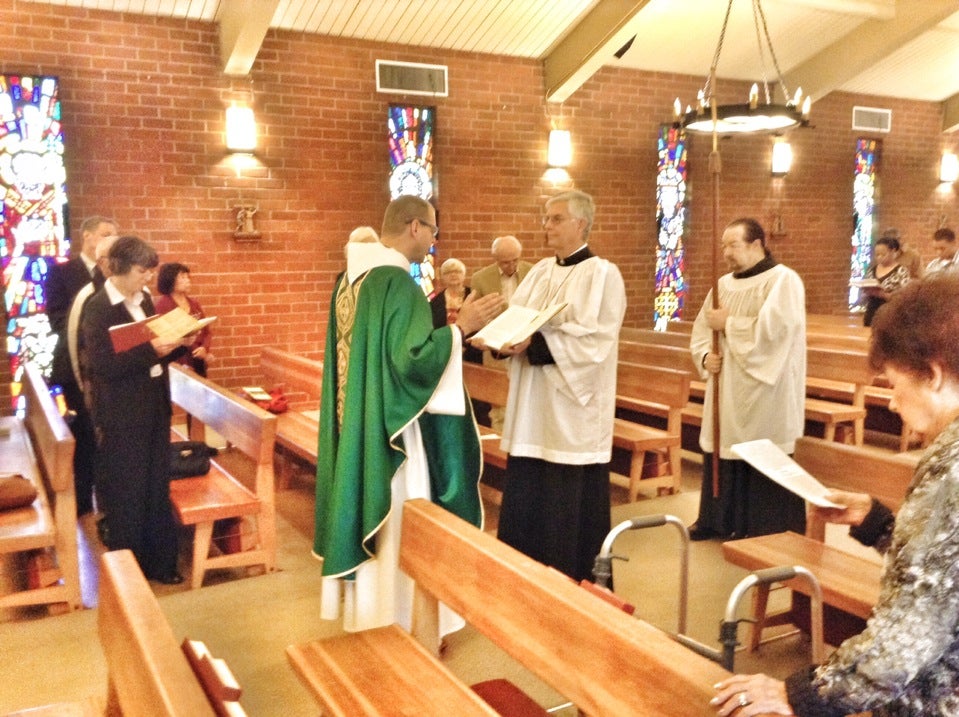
[852,106,892,133]
[376,60,448,97]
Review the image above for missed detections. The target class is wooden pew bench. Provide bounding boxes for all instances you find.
[259,348,323,487]
[613,361,691,499]
[722,436,916,650]
[168,364,278,589]
[287,498,730,716]
[0,362,81,614]
[462,362,510,472]
[99,549,245,716]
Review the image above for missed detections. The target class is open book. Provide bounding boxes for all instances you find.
[470,302,567,352]
[109,307,217,353]
[730,439,845,508]
[849,277,879,288]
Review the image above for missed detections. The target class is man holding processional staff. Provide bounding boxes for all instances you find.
[687,217,807,541]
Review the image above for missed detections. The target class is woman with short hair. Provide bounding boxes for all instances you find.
[712,275,959,716]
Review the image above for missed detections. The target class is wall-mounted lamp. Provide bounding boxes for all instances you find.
[225,104,257,153]
[771,138,792,177]
[547,129,572,168]
[940,151,958,183]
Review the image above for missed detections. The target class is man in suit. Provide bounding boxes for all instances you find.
[45,215,118,515]
[470,235,532,430]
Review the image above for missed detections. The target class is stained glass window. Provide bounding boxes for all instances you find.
[1,75,68,412]
[388,104,435,296]
[654,124,688,330]
[849,138,879,310]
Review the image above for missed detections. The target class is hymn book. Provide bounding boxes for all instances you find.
[470,302,567,351]
[108,307,217,353]
[730,439,845,508]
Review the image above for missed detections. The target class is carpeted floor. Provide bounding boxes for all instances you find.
[0,451,840,715]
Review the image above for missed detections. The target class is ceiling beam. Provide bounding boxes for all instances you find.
[216,0,281,77]
[543,0,653,103]
[944,92,959,133]
[782,0,959,104]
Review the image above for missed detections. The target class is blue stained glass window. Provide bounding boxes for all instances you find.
[849,138,879,310]
[387,105,436,296]
[1,74,69,411]
[654,125,688,330]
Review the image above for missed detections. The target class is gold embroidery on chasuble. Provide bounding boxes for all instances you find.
[334,274,366,429]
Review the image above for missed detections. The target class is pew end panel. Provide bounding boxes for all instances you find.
[0,362,81,613]
[168,365,278,589]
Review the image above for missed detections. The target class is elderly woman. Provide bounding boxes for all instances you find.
[81,236,190,584]
[155,262,212,376]
[430,257,482,363]
[862,235,911,326]
[713,275,959,716]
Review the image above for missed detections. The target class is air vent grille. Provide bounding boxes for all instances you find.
[376,60,448,97]
[852,106,892,133]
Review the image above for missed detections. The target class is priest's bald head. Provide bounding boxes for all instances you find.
[380,195,438,263]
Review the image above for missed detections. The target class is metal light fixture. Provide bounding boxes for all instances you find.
[771,137,793,176]
[941,151,958,183]
[225,104,257,153]
[547,129,572,168]
[676,0,810,136]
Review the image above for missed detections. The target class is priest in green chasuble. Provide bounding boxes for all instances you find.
[314,195,503,633]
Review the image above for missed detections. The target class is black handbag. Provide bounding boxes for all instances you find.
[169,441,218,479]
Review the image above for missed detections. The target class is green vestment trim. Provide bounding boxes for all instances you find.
[314,266,482,577]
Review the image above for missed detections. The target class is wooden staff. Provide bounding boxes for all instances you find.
[708,70,722,498]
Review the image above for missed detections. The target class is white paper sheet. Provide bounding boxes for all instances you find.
[730,438,845,508]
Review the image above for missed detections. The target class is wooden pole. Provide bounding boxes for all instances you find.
[708,70,722,498]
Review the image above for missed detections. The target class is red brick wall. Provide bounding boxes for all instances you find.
[3,4,956,392]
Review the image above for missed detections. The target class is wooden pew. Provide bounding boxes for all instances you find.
[259,347,323,411]
[287,498,730,716]
[463,360,691,499]
[259,348,323,487]
[99,549,245,716]
[722,436,916,650]
[613,362,691,499]
[168,365,278,589]
[462,362,509,471]
[0,362,81,614]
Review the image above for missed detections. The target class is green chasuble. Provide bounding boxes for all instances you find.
[314,265,483,578]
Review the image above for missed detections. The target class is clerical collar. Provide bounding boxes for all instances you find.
[556,244,592,266]
[733,254,777,279]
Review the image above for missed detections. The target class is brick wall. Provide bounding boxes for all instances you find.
[2,3,955,393]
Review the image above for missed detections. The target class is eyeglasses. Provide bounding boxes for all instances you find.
[407,217,439,238]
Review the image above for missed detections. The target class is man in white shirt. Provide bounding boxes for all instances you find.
[925,227,959,276]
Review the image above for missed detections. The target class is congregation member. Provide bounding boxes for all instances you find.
[313,195,502,633]
[45,215,118,516]
[713,276,959,717]
[81,236,189,584]
[470,234,533,430]
[155,262,214,376]
[924,226,959,275]
[688,218,807,541]
[488,190,626,582]
[862,234,911,327]
[429,257,482,363]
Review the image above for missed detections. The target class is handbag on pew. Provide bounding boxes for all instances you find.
[0,472,38,511]
[169,441,219,479]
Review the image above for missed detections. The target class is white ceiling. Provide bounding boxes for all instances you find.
[20,0,959,108]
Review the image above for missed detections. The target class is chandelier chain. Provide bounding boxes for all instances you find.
[703,0,735,101]
[754,0,791,103]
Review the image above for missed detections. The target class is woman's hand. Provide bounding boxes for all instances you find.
[811,490,873,527]
[711,674,793,716]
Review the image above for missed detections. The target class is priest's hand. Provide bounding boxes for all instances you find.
[456,292,503,335]
[706,306,729,332]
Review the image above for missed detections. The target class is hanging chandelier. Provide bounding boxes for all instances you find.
[675,0,811,135]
